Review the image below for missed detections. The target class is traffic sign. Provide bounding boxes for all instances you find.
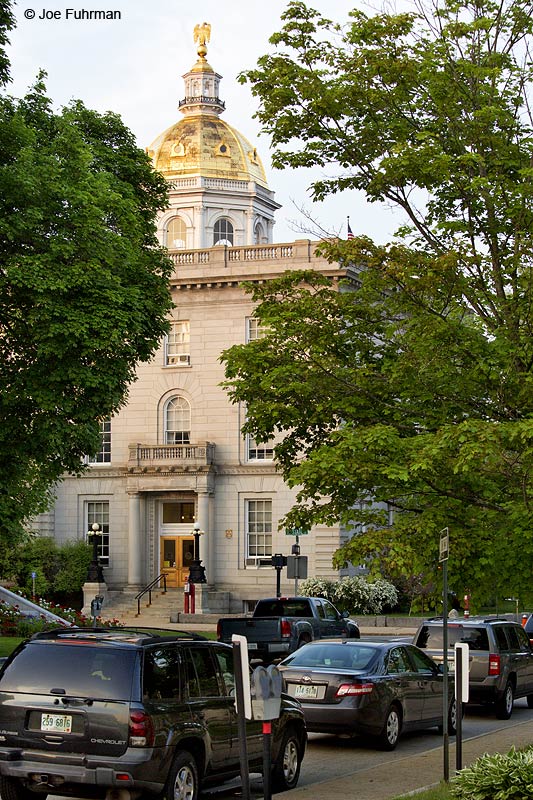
[285,528,309,536]
[439,527,449,562]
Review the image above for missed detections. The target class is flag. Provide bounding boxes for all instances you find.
[347,218,354,240]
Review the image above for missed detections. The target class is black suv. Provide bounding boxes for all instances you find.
[413,616,533,719]
[0,628,307,800]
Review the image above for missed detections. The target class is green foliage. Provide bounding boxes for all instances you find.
[222,0,533,604]
[0,3,173,543]
[0,598,124,635]
[0,536,91,596]
[298,576,398,615]
[451,747,533,800]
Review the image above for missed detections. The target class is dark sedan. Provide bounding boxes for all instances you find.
[278,639,456,750]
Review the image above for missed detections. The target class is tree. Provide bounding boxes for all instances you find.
[0,2,173,541]
[222,0,533,604]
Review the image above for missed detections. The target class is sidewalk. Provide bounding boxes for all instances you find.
[276,717,533,800]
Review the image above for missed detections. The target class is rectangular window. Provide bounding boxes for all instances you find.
[245,317,268,343]
[165,321,190,365]
[246,499,272,566]
[86,501,110,566]
[246,434,274,461]
[86,420,111,464]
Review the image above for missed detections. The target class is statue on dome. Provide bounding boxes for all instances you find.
[194,22,211,59]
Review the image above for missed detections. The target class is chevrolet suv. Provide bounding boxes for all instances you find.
[413,616,533,719]
[0,628,307,800]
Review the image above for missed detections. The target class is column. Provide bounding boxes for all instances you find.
[128,492,143,588]
[197,492,210,582]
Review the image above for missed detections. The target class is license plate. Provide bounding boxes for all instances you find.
[294,684,318,699]
[41,713,72,734]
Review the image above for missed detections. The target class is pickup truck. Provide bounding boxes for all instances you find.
[217,596,360,663]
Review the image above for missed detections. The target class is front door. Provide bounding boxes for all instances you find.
[160,537,195,588]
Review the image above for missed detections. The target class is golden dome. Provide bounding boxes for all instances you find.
[146,23,269,189]
[147,115,269,187]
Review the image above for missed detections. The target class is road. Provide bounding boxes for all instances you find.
[202,697,533,798]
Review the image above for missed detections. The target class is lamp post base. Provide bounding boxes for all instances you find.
[188,560,207,584]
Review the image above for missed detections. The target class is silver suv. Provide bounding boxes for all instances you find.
[413,616,533,719]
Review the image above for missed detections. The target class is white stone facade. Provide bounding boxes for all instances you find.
[31,31,350,613]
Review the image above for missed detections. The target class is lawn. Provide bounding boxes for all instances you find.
[395,785,452,800]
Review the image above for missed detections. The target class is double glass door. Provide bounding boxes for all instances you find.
[160,537,195,587]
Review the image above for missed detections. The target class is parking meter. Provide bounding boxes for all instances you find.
[250,664,283,720]
[90,595,104,625]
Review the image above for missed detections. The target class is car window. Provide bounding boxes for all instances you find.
[315,601,325,620]
[188,647,222,697]
[515,626,531,651]
[386,647,411,674]
[407,646,437,675]
[506,626,523,652]
[0,642,136,700]
[493,626,510,651]
[214,647,235,696]
[416,624,489,650]
[322,601,339,621]
[283,643,378,670]
[254,600,313,617]
[143,646,181,700]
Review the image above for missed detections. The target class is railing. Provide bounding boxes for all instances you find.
[128,442,215,468]
[135,574,167,617]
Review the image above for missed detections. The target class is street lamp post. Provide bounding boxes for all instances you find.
[87,522,105,582]
[188,521,207,584]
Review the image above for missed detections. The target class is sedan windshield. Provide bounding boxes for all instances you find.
[282,643,379,671]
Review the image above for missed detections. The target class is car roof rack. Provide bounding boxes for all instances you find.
[30,627,208,642]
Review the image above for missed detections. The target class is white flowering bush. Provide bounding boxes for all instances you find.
[298,576,398,615]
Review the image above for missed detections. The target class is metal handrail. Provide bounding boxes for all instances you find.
[135,573,167,617]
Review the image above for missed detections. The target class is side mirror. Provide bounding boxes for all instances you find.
[341,610,350,619]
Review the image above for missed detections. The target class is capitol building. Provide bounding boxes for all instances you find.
[33,25,352,613]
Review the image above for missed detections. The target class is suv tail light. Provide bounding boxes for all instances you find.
[336,683,374,697]
[129,710,154,747]
[489,654,501,676]
[216,621,221,639]
[281,620,292,638]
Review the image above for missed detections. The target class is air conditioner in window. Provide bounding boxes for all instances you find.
[167,354,190,365]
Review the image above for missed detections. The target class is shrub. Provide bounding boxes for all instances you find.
[451,747,533,800]
[299,576,398,615]
[0,598,124,636]
[1,536,92,598]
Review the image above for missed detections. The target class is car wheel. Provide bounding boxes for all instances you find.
[438,697,460,736]
[495,681,514,720]
[377,705,401,751]
[165,751,199,800]
[271,728,302,792]
[296,635,311,649]
[349,626,360,639]
[0,777,44,800]
[527,694,533,709]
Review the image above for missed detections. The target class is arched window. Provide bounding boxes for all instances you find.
[166,217,186,249]
[254,222,266,244]
[213,218,234,246]
[165,396,191,444]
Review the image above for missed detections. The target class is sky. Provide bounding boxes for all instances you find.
[5,0,403,244]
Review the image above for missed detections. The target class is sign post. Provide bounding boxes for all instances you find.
[439,527,450,782]
[285,529,309,594]
[454,642,469,772]
[232,634,252,800]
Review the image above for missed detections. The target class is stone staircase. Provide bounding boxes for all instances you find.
[103,587,185,626]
